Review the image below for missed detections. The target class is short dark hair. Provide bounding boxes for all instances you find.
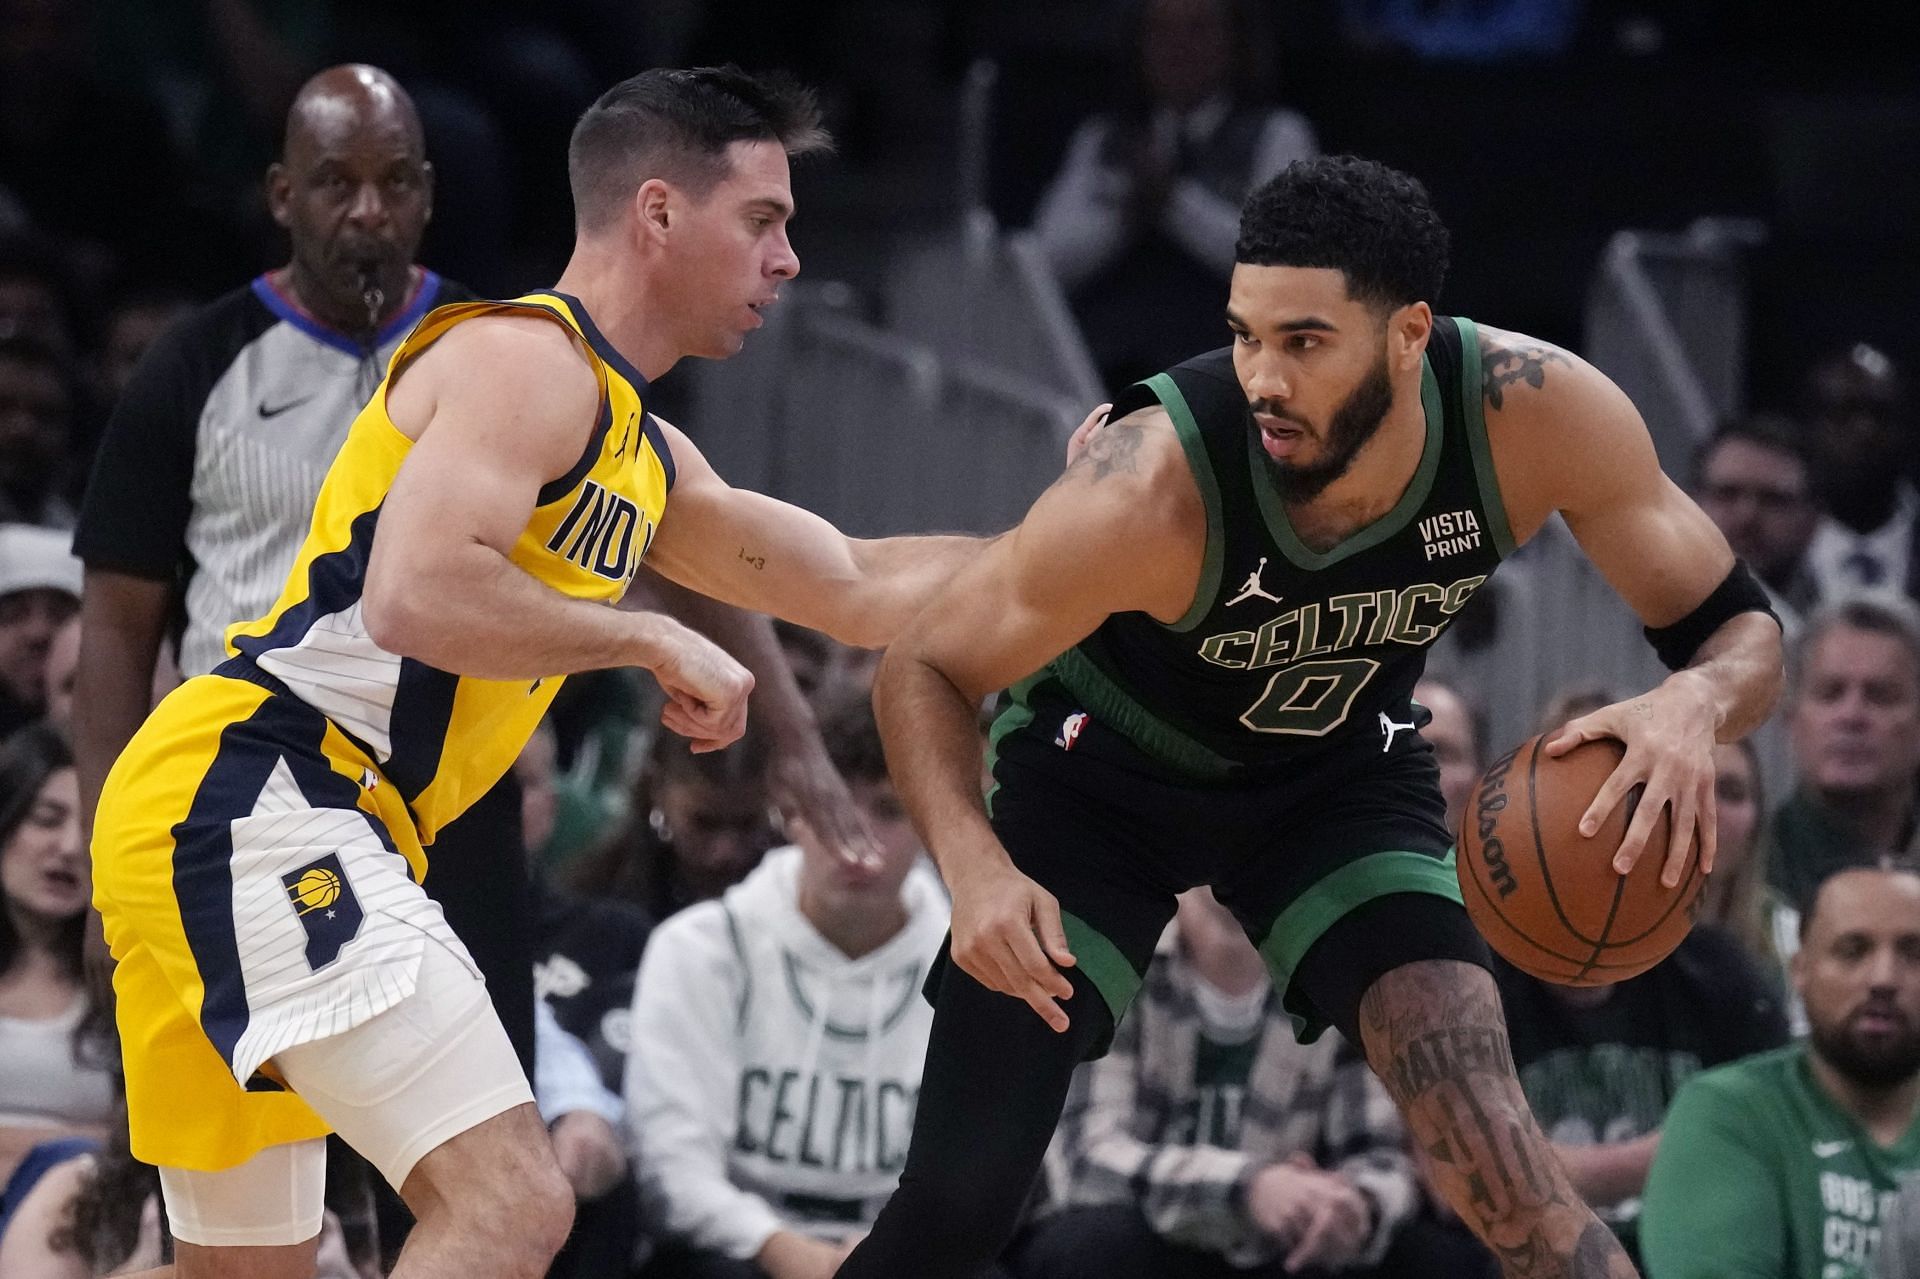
[1800,856,1920,939]
[1235,156,1450,310]
[1692,411,1812,489]
[568,65,832,231]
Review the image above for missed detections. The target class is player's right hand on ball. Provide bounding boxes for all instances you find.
[949,858,1078,1031]
[650,621,754,753]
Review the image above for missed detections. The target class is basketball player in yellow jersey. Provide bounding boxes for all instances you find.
[92,67,1071,1279]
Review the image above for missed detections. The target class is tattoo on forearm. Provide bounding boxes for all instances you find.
[1490,1223,1617,1279]
[1360,963,1635,1279]
[1070,421,1146,482]
[1480,335,1572,411]
[738,547,766,570]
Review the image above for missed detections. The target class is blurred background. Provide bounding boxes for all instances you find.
[3,0,1918,759]
[4,2,1920,1275]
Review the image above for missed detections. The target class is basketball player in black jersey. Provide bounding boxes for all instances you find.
[844,158,1783,1279]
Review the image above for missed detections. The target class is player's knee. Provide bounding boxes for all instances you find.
[411,1132,575,1266]
[454,1162,574,1264]
[516,1163,577,1259]
[890,1173,1023,1271]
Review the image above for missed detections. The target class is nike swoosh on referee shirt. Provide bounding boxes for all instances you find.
[257,394,318,418]
[1813,1139,1853,1158]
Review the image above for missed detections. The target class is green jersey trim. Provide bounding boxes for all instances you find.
[1145,371,1227,633]
[1251,357,1446,571]
[982,673,1043,815]
[1255,848,1465,1041]
[1050,647,1238,779]
[1061,908,1143,1027]
[1454,318,1517,558]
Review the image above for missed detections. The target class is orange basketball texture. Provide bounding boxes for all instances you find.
[1456,735,1703,986]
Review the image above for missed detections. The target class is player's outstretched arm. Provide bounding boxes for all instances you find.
[362,315,751,750]
[875,412,1201,1030]
[1481,326,1783,887]
[643,409,1106,650]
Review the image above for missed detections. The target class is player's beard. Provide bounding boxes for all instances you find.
[1251,351,1395,503]
[1811,1003,1920,1090]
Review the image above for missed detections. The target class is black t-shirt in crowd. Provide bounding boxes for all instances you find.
[1495,924,1789,1235]
[533,873,653,1094]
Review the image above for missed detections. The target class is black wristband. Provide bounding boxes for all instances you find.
[1643,559,1779,671]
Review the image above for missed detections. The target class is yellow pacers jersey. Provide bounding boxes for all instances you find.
[222,291,671,853]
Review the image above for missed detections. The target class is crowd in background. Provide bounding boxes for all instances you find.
[2,0,1920,1275]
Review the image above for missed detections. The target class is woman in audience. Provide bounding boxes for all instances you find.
[568,725,779,922]
[1696,738,1787,977]
[0,723,113,1199]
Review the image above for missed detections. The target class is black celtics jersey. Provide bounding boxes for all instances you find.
[1051,316,1512,780]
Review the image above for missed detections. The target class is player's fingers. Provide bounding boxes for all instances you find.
[1612,780,1667,875]
[1543,712,1607,756]
[677,695,746,750]
[953,935,1013,996]
[1065,403,1113,466]
[1022,988,1069,1033]
[659,702,702,740]
[1007,920,1075,1003]
[1661,781,1698,889]
[1030,891,1077,969]
[1698,769,1719,876]
[1002,937,1069,1032]
[785,772,882,871]
[1578,755,1641,839]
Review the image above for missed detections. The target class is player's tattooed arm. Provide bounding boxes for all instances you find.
[1479,330,1573,411]
[1358,961,1637,1279]
[1066,417,1149,483]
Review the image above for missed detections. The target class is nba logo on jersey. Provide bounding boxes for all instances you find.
[280,853,364,970]
[1055,712,1088,751]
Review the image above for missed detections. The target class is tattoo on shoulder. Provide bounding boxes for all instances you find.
[737,546,766,570]
[1479,332,1572,411]
[1071,420,1147,482]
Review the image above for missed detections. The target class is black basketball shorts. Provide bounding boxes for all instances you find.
[969,672,1492,1053]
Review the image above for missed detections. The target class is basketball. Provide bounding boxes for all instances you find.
[290,868,342,914]
[1456,734,1703,986]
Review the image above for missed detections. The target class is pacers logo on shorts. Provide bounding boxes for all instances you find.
[280,852,364,970]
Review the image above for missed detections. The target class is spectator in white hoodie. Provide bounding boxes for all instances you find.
[626,694,954,1279]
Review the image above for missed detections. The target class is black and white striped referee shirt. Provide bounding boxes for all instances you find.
[75,268,465,677]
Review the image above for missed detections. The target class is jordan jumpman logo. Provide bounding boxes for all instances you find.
[1378,711,1415,752]
[1226,557,1283,607]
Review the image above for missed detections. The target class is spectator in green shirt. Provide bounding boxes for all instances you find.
[1641,861,1920,1279]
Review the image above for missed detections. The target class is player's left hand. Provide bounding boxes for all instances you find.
[1544,671,1719,888]
[549,1111,628,1201]
[1064,403,1113,469]
[769,734,882,872]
